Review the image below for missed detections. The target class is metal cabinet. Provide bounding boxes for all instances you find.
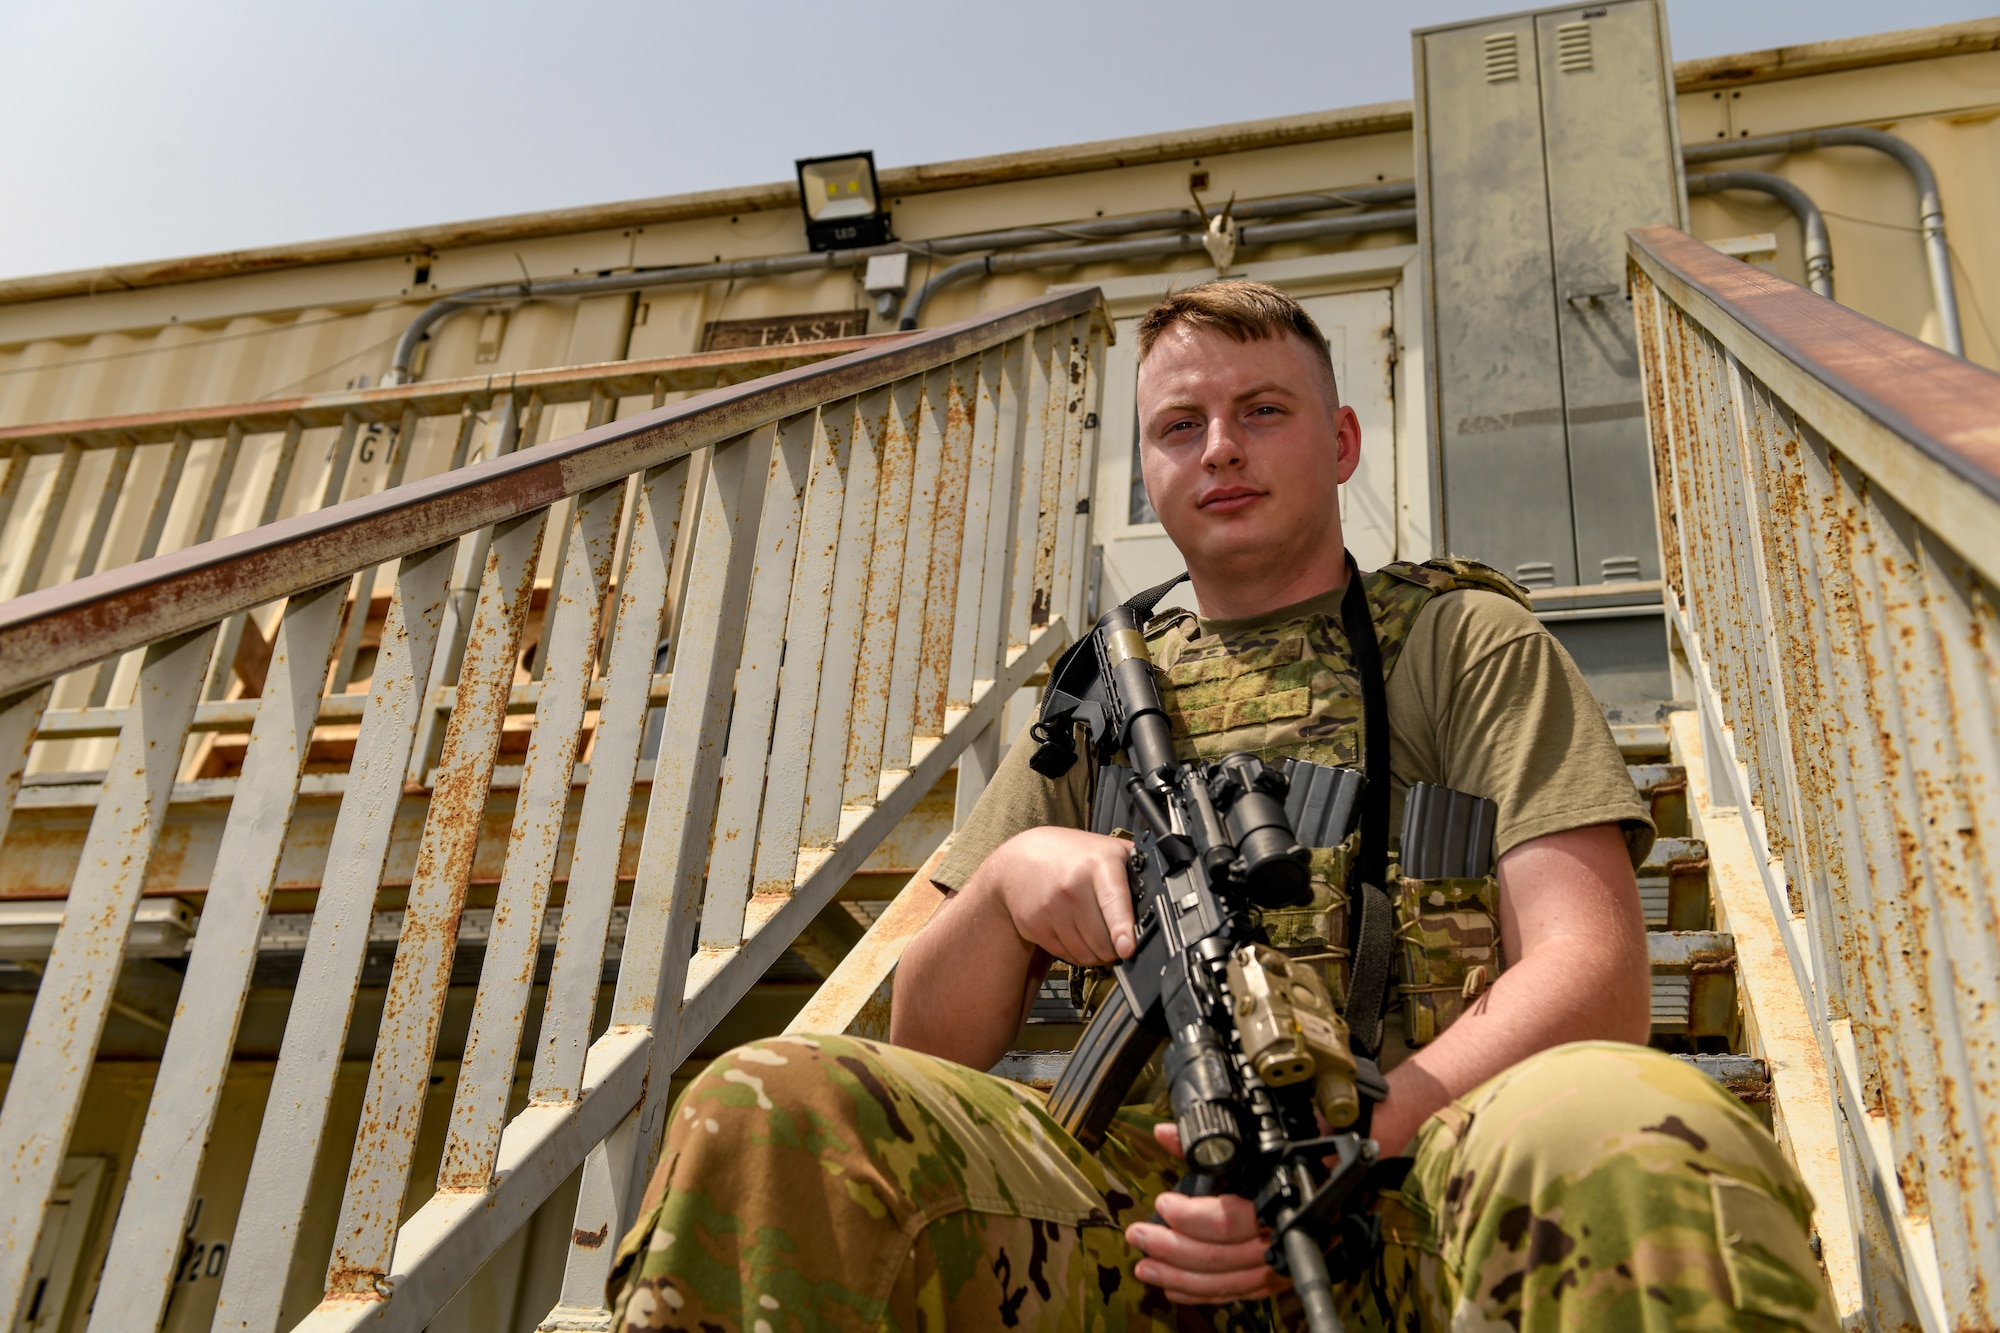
[1414,0,1684,591]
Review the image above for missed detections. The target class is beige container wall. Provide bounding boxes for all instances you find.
[0,22,1996,1330]
[1680,43,2000,366]
[0,30,1991,442]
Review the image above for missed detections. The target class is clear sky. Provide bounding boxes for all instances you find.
[2,0,1990,281]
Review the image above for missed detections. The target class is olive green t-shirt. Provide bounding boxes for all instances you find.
[933,584,1652,892]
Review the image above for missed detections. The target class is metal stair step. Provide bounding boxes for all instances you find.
[1672,1052,1771,1106]
[1627,763,1690,837]
[1648,930,1737,1037]
[1639,836,1711,931]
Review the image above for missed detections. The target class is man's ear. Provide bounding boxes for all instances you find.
[1333,405,1363,485]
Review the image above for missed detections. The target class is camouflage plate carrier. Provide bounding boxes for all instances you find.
[1074,557,1530,1058]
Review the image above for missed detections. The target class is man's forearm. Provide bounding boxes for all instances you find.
[889,874,1039,1068]
[1366,822,1651,1153]
[890,826,1139,1068]
[1370,934,1648,1153]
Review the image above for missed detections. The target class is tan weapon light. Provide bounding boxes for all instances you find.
[1227,945,1360,1129]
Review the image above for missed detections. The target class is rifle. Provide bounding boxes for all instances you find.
[1034,599,1389,1333]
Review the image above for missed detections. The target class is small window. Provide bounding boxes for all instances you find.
[1128,411,1158,525]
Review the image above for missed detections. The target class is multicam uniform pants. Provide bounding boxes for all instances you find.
[609,1036,1836,1332]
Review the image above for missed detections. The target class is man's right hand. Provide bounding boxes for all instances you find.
[890,826,1135,1069]
[989,826,1137,966]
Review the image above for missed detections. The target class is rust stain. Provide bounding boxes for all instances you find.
[1643,235,2000,1266]
[572,1223,610,1249]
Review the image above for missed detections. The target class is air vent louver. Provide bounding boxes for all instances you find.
[1484,33,1520,83]
[1556,21,1593,73]
[1514,561,1557,590]
[1601,556,1643,583]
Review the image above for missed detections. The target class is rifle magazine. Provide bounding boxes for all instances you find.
[1047,990,1164,1151]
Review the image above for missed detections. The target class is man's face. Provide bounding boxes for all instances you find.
[1135,324,1361,588]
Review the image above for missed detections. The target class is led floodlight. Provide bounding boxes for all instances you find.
[795,151,893,252]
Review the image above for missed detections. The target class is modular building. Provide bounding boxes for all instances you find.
[0,11,1996,1332]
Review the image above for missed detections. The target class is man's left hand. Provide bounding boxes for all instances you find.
[1125,1123,1292,1305]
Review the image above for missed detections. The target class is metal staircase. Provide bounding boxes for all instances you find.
[1,217,1996,1333]
[791,226,2000,1332]
[0,290,1108,1332]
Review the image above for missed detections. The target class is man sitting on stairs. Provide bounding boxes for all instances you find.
[608,280,1835,1331]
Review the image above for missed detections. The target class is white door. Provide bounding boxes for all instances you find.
[1090,287,1399,610]
[1306,290,1397,572]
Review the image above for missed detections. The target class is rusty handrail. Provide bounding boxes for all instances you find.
[0,336,905,455]
[1632,223,2000,1329]
[0,284,1109,1333]
[1627,224,2000,580]
[0,290,1103,696]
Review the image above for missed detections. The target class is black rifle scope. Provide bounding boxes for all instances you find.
[1208,753,1310,907]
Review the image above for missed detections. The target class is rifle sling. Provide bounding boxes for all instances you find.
[1125,570,1190,621]
[1338,555,1396,1060]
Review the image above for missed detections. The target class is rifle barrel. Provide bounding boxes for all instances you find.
[1099,606,1177,776]
[1284,1228,1347,1333]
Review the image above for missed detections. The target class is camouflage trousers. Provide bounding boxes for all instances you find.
[608,1037,1836,1331]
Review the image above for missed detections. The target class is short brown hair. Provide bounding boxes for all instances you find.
[1135,280,1340,405]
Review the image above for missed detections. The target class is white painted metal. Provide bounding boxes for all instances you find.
[0,447,28,555]
[0,684,50,849]
[1049,325,1086,632]
[975,344,1027,678]
[88,579,349,1332]
[749,404,854,900]
[0,292,1108,1333]
[629,428,770,1060]
[324,510,549,1294]
[800,400,879,847]
[879,372,946,781]
[1035,320,1073,625]
[844,385,917,806]
[192,424,246,548]
[213,542,458,1333]
[13,441,80,597]
[529,459,691,1104]
[1634,230,2000,1329]
[1008,329,1055,655]
[884,366,952,780]
[700,415,814,951]
[520,454,692,1320]
[1068,332,1105,630]
[915,362,976,740]
[437,483,624,1192]
[0,625,219,1318]
[70,441,134,583]
[947,353,1002,712]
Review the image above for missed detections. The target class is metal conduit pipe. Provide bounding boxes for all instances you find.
[1686,128,1962,355]
[920,183,1416,258]
[898,208,1419,329]
[1686,171,1834,298]
[386,183,1418,382]
[385,247,889,383]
